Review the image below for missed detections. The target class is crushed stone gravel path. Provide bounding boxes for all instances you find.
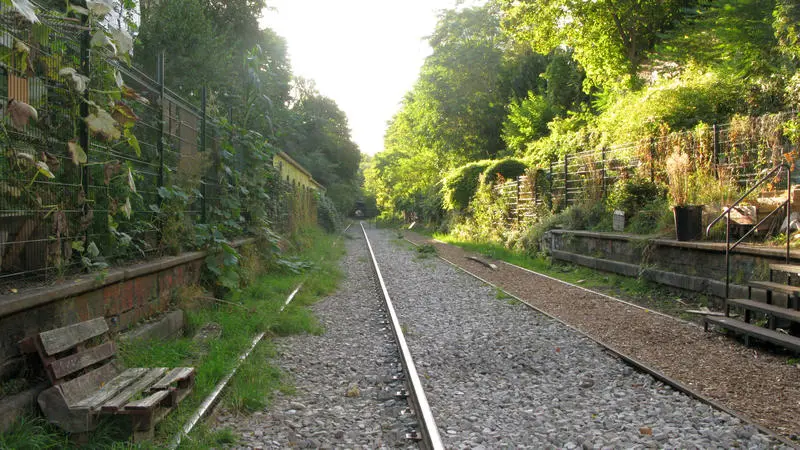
[367,227,789,449]
[213,229,417,449]
[404,229,800,443]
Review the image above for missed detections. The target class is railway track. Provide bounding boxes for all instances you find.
[359,226,793,449]
[216,225,794,448]
[360,222,444,450]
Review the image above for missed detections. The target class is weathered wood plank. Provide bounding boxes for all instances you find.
[151,367,194,390]
[48,342,116,380]
[749,280,800,295]
[124,389,170,410]
[102,368,167,412]
[72,368,147,409]
[727,298,800,323]
[705,316,800,352]
[39,318,108,356]
[58,362,120,407]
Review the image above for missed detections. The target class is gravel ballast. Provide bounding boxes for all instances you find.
[405,230,800,442]
[213,230,417,449]
[364,227,789,448]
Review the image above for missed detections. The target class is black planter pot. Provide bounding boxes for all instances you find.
[673,205,703,241]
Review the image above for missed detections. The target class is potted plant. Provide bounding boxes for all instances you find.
[665,149,703,241]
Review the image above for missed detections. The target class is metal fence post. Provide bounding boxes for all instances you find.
[200,86,207,224]
[156,51,165,188]
[79,15,91,240]
[650,137,656,183]
[549,159,554,208]
[713,123,719,168]
[601,146,607,198]
[564,153,569,207]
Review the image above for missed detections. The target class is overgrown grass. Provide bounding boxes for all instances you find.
[433,232,711,320]
[7,226,345,449]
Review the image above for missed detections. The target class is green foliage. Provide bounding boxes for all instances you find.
[482,158,528,184]
[774,0,800,62]
[441,160,492,211]
[416,244,437,257]
[0,415,69,449]
[283,93,362,214]
[626,196,673,235]
[115,227,343,447]
[317,194,342,233]
[502,92,554,154]
[500,0,689,89]
[607,178,665,218]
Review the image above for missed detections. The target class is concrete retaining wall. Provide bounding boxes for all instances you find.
[547,230,800,303]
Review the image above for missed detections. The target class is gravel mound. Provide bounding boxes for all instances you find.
[365,227,787,449]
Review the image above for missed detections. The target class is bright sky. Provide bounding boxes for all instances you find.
[260,1,485,155]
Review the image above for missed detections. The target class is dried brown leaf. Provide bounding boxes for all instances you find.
[68,140,87,165]
[103,160,121,185]
[7,99,38,130]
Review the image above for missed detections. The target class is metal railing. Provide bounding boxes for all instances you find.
[705,163,792,300]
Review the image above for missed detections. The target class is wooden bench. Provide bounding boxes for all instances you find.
[20,317,195,442]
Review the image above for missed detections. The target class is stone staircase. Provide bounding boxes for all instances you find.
[704,263,800,352]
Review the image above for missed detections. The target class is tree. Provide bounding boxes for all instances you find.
[499,0,692,89]
[283,93,362,214]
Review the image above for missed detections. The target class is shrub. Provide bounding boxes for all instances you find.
[317,195,342,233]
[441,160,493,211]
[482,158,529,184]
[606,178,665,218]
[469,173,509,243]
[626,196,673,235]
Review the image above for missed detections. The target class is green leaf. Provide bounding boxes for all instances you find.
[124,128,141,157]
[87,241,100,258]
[35,161,55,178]
[71,241,85,252]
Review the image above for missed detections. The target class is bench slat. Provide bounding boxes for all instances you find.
[124,389,171,410]
[72,368,148,409]
[58,362,120,407]
[48,341,116,380]
[151,367,194,390]
[102,368,167,412]
[39,317,108,356]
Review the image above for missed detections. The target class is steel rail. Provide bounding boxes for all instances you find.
[405,237,798,449]
[169,282,304,449]
[360,223,444,450]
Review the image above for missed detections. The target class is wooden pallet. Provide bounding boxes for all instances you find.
[20,317,194,442]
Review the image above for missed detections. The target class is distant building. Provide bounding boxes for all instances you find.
[273,151,326,193]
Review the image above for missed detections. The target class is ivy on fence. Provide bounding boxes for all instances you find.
[0,2,315,290]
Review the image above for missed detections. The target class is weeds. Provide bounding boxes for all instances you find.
[416,244,437,258]
[74,226,343,449]
[0,416,69,449]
